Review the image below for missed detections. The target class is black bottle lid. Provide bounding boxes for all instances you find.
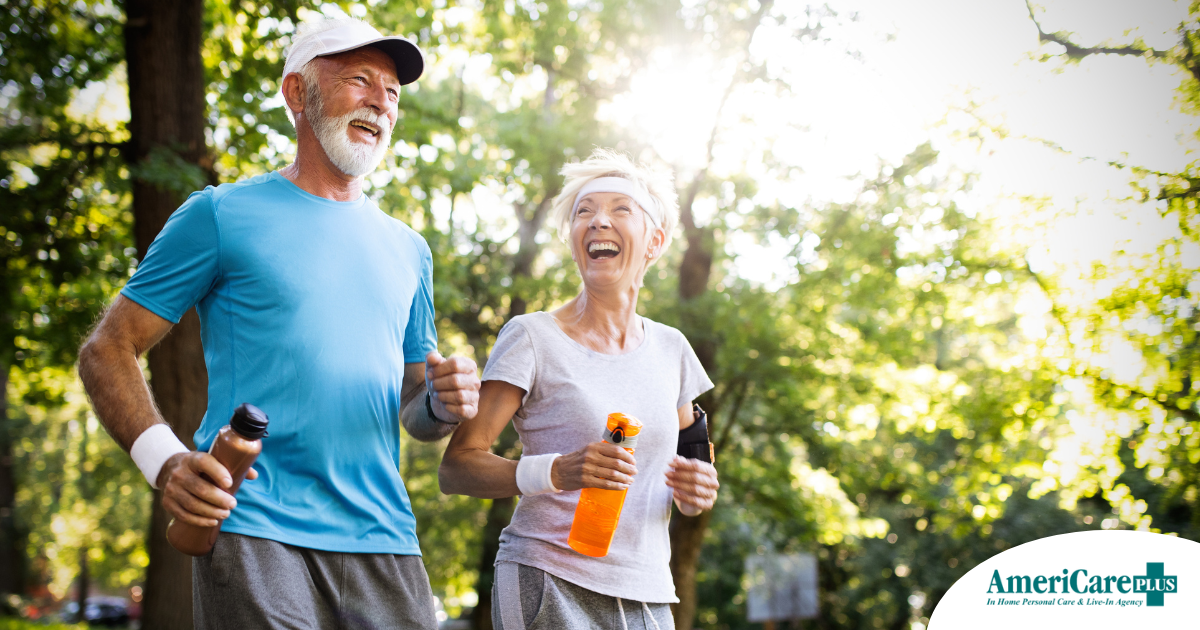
[230,403,269,439]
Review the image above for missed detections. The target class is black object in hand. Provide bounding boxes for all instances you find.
[677,404,713,463]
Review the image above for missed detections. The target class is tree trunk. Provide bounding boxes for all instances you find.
[468,322,524,630]
[671,172,718,630]
[75,547,89,622]
[669,509,714,630]
[468,427,517,630]
[469,191,556,629]
[668,5,773,624]
[0,364,23,600]
[124,1,209,628]
[75,408,92,617]
[141,310,208,630]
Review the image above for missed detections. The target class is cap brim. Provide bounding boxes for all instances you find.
[319,36,425,86]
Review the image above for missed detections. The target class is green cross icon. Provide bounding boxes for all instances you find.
[1133,562,1177,607]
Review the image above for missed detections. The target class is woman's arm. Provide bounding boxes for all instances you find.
[439,380,525,498]
[439,379,640,498]
[667,402,720,516]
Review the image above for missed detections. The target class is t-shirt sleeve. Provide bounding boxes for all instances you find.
[678,333,714,409]
[481,319,536,398]
[120,189,221,323]
[402,236,438,363]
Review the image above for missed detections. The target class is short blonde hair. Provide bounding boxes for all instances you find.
[552,149,679,252]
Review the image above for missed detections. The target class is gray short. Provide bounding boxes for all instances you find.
[193,532,438,630]
[492,562,674,630]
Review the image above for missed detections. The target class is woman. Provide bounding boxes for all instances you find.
[439,149,720,630]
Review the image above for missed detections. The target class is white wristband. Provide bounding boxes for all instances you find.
[130,424,190,489]
[516,453,562,496]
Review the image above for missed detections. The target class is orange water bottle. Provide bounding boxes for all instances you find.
[568,412,642,557]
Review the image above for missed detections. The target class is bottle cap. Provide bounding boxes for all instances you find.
[605,412,643,436]
[603,412,642,448]
[230,403,269,439]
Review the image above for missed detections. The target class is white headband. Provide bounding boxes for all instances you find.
[572,177,660,228]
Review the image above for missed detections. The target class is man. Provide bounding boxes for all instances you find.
[78,17,479,629]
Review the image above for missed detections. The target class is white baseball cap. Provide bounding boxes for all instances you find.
[283,18,424,86]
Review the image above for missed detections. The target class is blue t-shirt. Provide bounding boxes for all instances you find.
[122,171,437,554]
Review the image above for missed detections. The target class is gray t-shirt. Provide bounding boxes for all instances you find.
[482,311,714,603]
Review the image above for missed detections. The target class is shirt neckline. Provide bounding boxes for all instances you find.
[269,171,369,209]
[535,311,652,360]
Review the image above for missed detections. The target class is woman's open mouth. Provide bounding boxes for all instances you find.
[587,241,621,260]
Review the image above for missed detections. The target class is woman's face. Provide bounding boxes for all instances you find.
[570,191,665,292]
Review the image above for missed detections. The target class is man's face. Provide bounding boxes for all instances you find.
[305,46,400,178]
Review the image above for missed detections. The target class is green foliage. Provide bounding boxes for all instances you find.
[202,0,311,179]
[641,139,1110,627]
[1022,3,1200,543]
[128,146,208,198]
[0,0,132,374]
[0,1,124,120]
[1,0,138,599]
[8,369,149,599]
[405,437,486,616]
[3,2,1197,629]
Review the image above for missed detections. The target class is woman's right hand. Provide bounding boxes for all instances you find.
[551,442,638,491]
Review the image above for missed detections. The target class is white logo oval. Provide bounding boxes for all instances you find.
[930,530,1200,629]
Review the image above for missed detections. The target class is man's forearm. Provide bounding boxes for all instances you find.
[80,334,193,488]
[78,336,169,451]
[78,297,189,488]
[400,391,458,442]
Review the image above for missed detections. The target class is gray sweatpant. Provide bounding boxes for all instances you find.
[193,533,438,630]
[492,562,674,630]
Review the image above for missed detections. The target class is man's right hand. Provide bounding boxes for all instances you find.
[157,452,257,527]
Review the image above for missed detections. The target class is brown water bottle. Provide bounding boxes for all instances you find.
[166,403,268,556]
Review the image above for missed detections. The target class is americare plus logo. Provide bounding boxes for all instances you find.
[929,531,1199,629]
[985,562,1178,608]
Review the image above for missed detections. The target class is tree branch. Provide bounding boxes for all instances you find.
[1024,262,1199,424]
[1024,0,1168,60]
[677,0,774,236]
[714,379,751,455]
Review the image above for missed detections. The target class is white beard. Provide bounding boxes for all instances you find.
[306,85,392,178]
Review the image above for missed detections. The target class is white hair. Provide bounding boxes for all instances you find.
[283,17,365,127]
[551,149,679,252]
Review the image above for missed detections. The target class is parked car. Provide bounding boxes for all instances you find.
[60,596,131,627]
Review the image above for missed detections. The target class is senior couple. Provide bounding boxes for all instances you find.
[80,16,718,630]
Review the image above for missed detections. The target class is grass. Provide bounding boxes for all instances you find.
[0,618,85,629]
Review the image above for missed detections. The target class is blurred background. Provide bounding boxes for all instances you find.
[1,0,1197,628]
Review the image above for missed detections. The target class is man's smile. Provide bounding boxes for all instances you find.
[349,119,381,139]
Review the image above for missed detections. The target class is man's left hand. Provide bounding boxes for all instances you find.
[425,351,480,422]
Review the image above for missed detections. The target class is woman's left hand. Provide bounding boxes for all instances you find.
[666,455,719,516]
